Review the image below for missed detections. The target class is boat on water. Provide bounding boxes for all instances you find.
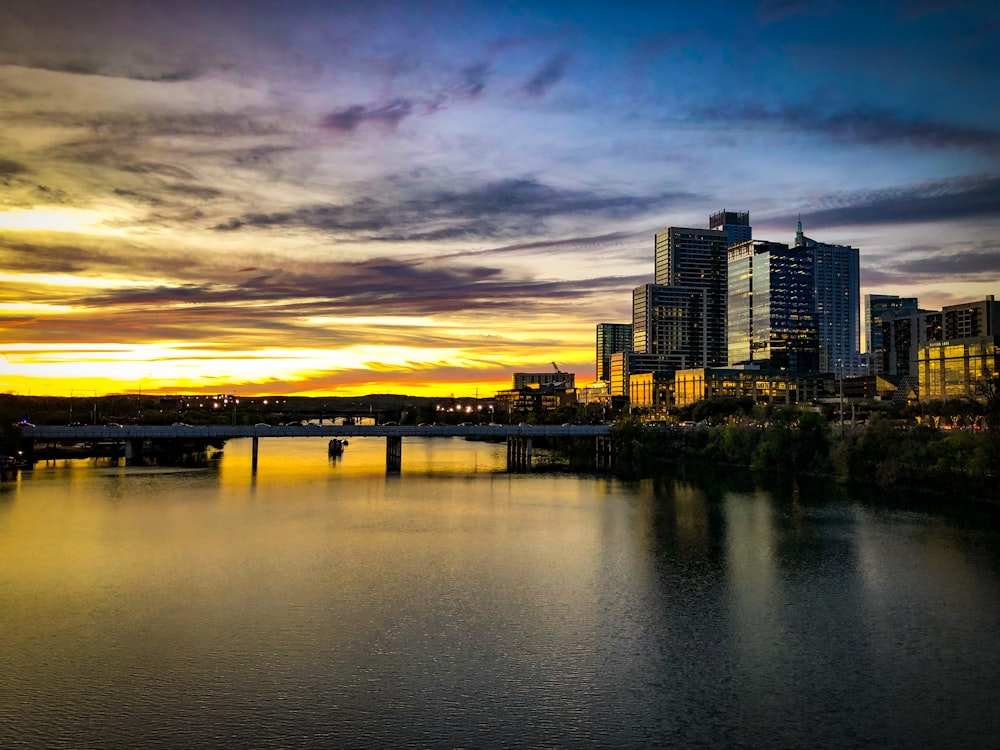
[328,438,348,456]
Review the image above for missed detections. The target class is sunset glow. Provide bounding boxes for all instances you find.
[1,1,997,398]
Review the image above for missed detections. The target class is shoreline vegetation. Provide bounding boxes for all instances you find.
[3,393,997,503]
[555,416,998,503]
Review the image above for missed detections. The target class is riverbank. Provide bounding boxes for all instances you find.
[556,417,998,503]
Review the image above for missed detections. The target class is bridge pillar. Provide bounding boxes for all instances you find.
[506,436,532,471]
[251,436,259,473]
[386,435,402,472]
[124,439,143,466]
[595,435,615,471]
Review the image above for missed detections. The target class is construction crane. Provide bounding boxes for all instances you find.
[551,362,566,388]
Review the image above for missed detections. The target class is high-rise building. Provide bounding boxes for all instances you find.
[882,309,938,378]
[795,220,861,374]
[653,227,728,366]
[941,295,999,338]
[727,240,819,373]
[865,294,919,374]
[709,210,752,246]
[900,295,999,400]
[633,284,709,363]
[595,323,633,383]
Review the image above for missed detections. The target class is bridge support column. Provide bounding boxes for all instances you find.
[595,435,615,471]
[386,435,402,472]
[506,436,532,472]
[251,436,259,473]
[124,439,143,466]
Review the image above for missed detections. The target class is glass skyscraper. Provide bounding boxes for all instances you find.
[795,220,861,374]
[653,227,728,367]
[595,323,633,383]
[727,240,818,373]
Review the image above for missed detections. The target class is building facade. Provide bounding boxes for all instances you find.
[609,351,690,399]
[633,284,709,363]
[918,336,1000,401]
[512,371,575,389]
[916,296,1000,401]
[596,323,633,383]
[727,239,818,373]
[708,209,752,246]
[795,221,861,374]
[653,226,728,366]
[865,294,919,369]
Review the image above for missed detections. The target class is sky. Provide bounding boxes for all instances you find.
[1,0,998,398]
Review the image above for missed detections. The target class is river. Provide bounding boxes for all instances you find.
[1,436,998,748]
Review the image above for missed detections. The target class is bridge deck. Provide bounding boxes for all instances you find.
[22,424,612,441]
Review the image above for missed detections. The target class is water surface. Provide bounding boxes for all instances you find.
[2,437,998,748]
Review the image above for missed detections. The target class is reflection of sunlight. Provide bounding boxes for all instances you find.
[0,208,125,235]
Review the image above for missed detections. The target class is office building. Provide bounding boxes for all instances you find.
[512,371,575,389]
[709,210,752,246]
[941,295,999,338]
[882,310,938,378]
[596,323,633,383]
[916,295,999,401]
[653,227,728,366]
[795,220,861,374]
[865,294,919,373]
[609,351,689,399]
[633,284,710,363]
[727,239,819,373]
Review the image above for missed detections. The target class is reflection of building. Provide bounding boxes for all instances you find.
[917,295,1000,401]
[727,239,818,373]
[596,323,633,382]
[795,220,860,374]
[654,226,728,366]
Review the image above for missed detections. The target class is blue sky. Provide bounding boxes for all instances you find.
[0,0,997,396]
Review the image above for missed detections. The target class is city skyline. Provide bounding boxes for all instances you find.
[2,1,998,398]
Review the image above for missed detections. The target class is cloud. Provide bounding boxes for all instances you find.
[780,175,1000,228]
[698,103,1000,153]
[5,59,199,82]
[458,62,489,98]
[522,52,571,97]
[214,178,689,241]
[319,61,492,134]
[321,98,416,132]
[0,158,27,176]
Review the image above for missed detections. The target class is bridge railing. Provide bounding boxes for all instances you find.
[20,423,612,441]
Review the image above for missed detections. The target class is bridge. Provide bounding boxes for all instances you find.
[20,423,615,472]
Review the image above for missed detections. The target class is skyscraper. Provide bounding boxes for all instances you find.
[795,220,861,374]
[709,210,752,246]
[633,284,708,364]
[727,240,818,373]
[595,323,633,382]
[865,294,919,374]
[653,227,728,366]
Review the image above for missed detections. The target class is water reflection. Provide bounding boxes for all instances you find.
[0,442,997,748]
